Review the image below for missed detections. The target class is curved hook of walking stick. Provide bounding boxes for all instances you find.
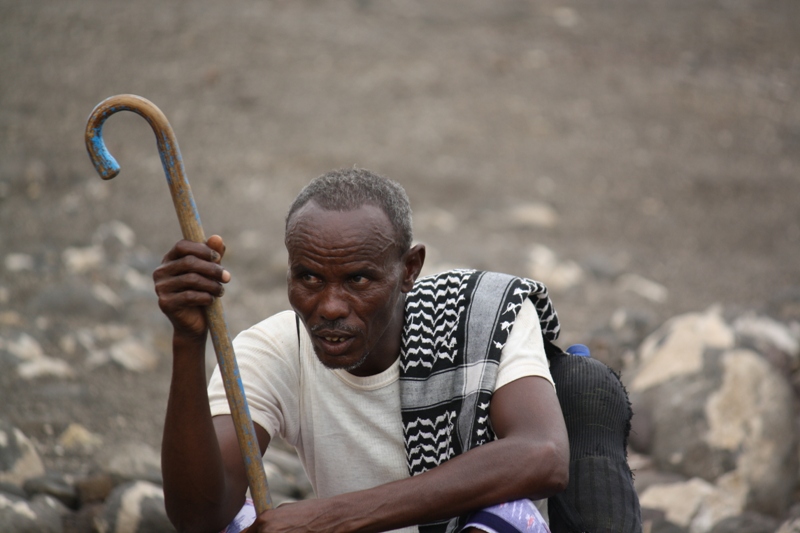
[84,95,273,514]
[85,94,204,243]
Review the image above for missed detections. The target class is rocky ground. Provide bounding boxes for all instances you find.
[1,1,799,531]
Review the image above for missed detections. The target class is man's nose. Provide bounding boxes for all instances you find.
[317,285,350,321]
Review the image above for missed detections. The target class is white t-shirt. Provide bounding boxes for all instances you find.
[208,298,553,528]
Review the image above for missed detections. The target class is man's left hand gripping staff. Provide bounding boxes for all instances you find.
[242,375,569,533]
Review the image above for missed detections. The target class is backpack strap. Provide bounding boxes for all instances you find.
[545,340,642,533]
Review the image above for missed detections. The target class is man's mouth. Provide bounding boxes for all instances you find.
[314,334,356,357]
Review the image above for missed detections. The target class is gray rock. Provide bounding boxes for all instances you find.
[776,518,800,533]
[708,512,779,533]
[101,442,162,485]
[630,309,798,516]
[0,481,28,499]
[23,474,78,509]
[92,220,136,261]
[641,507,687,533]
[263,447,312,497]
[0,491,64,533]
[62,502,104,533]
[75,473,116,506]
[639,477,746,533]
[526,244,584,292]
[61,245,105,274]
[0,420,46,487]
[109,338,159,373]
[28,278,121,321]
[95,481,175,533]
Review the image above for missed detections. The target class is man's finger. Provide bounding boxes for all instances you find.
[162,239,222,263]
[207,234,226,262]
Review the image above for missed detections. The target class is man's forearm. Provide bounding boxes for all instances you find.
[249,375,569,533]
[161,333,242,533]
[255,431,566,533]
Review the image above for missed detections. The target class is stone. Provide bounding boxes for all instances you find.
[708,511,779,533]
[0,421,46,487]
[733,312,799,373]
[631,306,735,390]
[733,313,799,358]
[616,274,669,304]
[17,356,74,380]
[5,333,44,361]
[75,473,116,505]
[777,518,800,533]
[506,202,558,228]
[92,220,136,257]
[639,476,745,533]
[94,481,176,533]
[0,491,64,533]
[109,338,159,373]
[28,279,121,320]
[261,461,300,500]
[409,208,457,233]
[5,253,35,272]
[23,474,78,509]
[62,245,105,274]
[630,310,797,516]
[101,442,162,485]
[62,502,104,533]
[57,424,103,454]
[641,507,688,533]
[262,447,312,498]
[526,244,584,291]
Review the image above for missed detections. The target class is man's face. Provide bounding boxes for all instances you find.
[285,201,412,376]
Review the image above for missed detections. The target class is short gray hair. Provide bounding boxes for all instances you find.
[285,168,413,252]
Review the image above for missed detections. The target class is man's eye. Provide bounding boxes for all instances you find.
[301,273,321,283]
[350,275,369,285]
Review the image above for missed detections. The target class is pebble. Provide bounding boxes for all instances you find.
[17,356,75,380]
[95,481,175,533]
[616,273,669,303]
[109,338,159,373]
[58,424,104,454]
[62,245,105,274]
[506,202,558,228]
[0,421,46,486]
[101,442,162,485]
[4,253,35,272]
[23,473,79,509]
[526,244,584,291]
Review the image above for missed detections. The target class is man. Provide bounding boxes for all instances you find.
[156,168,569,533]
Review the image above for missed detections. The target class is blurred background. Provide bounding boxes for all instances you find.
[1,1,799,531]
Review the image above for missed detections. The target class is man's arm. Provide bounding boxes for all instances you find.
[245,374,568,533]
[157,237,270,533]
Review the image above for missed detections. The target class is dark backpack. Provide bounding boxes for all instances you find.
[545,341,642,533]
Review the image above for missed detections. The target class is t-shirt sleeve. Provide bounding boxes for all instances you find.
[496,298,555,391]
[207,311,301,442]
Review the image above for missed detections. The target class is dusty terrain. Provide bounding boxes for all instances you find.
[1,0,799,479]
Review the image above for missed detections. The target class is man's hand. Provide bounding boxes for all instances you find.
[153,235,230,340]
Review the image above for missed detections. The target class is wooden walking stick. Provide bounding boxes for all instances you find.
[85,94,273,514]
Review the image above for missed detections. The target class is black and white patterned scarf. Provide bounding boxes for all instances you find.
[399,269,560,533]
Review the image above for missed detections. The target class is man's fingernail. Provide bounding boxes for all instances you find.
[211,251,221,261]
[222,269,231,283]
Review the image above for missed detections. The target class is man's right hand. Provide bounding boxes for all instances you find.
[153,235,231,340]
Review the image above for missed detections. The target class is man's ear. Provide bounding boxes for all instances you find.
[401,244,426,292]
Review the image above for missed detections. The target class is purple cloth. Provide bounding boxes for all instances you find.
[464,500,551,533]
[221,499,256,533]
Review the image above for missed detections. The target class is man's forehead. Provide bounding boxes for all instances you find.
[287,201,392,234]
[286,201,402,251]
